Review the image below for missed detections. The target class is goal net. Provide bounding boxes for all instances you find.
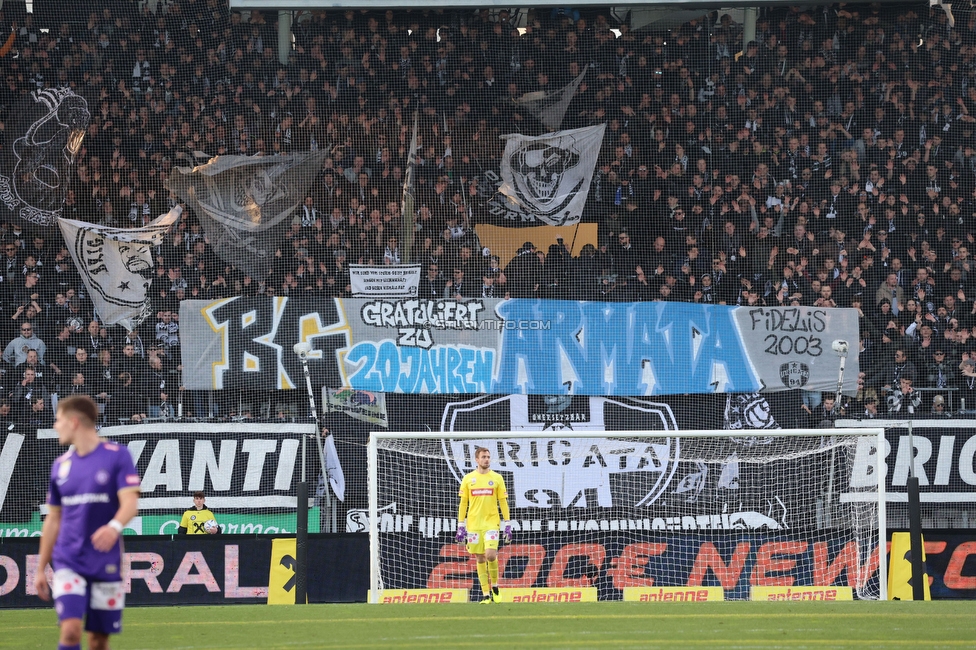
[368,429,886,602]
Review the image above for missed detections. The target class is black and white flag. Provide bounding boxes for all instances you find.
[58,206,181,330]
[324,433,346,502]
[497,123,605,226]
[400,111,419,263]
[166,151,327,278]
[0,88,89,226]
[722,393,781,432]
[720,393,782,492]
[514,66,587,131]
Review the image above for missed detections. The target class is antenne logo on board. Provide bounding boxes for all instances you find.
[500,587,598,603]
[751,586,853,601]
[372,589,468,604]
[623,586,725,602]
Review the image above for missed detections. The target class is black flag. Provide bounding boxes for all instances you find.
[0,87,89,226]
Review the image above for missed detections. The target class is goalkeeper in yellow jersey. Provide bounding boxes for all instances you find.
[456,447,511,603]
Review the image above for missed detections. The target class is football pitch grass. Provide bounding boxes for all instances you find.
[3,602,974,649]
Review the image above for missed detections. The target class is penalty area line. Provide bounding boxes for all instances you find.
[123,639,976,650]
[122,611,975,627]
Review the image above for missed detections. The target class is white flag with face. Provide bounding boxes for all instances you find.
[498,123,605,226]
[58,206,181,330]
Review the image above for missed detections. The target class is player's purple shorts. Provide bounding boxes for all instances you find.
[52,568,125,635]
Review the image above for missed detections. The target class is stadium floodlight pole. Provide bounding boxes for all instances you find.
[292,341,329,605]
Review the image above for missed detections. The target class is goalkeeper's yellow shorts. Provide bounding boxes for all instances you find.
[465,528,500,555]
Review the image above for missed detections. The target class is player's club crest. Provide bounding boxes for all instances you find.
[440,395,680,509]
[57,459,71,485]
[779,362,810,388]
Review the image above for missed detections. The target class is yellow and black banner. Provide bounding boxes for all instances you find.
[268,538,307,604]
[888,532,931,600]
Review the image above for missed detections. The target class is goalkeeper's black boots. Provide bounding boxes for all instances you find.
[480,593,494,604]
[492,586,500,601]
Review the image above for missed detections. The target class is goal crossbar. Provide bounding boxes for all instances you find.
[367,428,887,603]
[370,429,884,440]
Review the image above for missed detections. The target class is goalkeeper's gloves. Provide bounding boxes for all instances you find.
[455,522,467,543]
[502,521,512,544]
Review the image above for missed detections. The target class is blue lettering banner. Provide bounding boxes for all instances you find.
[180,298,860,396]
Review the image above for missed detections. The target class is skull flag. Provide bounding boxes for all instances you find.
[497,124,605,226]
[0,88,89,226]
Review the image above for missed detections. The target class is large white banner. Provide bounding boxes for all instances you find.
[180,298,862,397]
[497,123,605,226]
[36,421,316,510]
[350,264,421,297]
[58,206,181,329]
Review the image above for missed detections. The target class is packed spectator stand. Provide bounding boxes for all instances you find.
[0,1,972,424]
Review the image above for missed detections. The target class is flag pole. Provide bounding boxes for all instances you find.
[401,111,419,264]
[567,223,582,258]
[292,341,330,601]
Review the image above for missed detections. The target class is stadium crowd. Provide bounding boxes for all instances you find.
[0,1,973,422]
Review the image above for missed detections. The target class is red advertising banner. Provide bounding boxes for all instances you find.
[4,531,973,607]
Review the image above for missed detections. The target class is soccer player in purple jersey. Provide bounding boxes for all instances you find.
[35,395,140,650]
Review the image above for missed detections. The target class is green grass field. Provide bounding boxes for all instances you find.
[3,602,974,649]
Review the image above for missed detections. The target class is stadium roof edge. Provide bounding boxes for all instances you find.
[229,0,902,10]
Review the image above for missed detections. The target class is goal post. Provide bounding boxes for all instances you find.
[368,429,886,603]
